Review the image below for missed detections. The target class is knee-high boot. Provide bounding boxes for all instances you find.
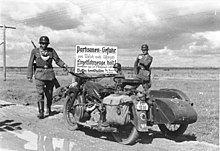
[45,100,52,115]
[37,102,44,119]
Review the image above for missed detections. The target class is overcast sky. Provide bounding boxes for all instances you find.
[0,0,219,67]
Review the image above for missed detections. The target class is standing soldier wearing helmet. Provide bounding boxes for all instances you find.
[27,36,68,119]
[134,44,153,98]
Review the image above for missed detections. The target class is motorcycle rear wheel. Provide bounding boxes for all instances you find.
[158,124,188,138]
[112,123,139,145]
[63,93,79,131]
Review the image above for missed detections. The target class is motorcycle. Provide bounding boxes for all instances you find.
[63,70,197,145]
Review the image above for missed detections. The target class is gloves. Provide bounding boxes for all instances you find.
[63,64,69,71]
[63,64,68,68]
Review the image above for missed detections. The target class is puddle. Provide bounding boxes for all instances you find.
[0,129,77,151]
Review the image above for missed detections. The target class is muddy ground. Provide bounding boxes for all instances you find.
[0,100,218,151]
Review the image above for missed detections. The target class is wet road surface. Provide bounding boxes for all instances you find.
[0,100,219,151]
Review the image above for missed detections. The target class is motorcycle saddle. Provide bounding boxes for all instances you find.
[122,79,143,87]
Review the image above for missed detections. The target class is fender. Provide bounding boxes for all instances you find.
[152,98,197,124]
[130,96,148,132]
[150,88,193,106]
[132,108,149,132]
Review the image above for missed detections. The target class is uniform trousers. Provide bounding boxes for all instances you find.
[35,79,54,107]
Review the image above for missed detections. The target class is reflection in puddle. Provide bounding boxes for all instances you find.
[37,133,76,151]
[0,130,77,151]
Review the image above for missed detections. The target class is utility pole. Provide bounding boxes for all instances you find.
[0,25,16,81]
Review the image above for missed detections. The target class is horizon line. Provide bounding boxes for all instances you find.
[0,66,219,69]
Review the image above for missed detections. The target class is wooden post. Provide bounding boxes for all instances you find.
[3,25,6,81]
[0,25,16,81]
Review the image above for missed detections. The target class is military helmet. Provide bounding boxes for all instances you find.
[141,44,148,50]
[113,63,122,70]
[39,36,50,44]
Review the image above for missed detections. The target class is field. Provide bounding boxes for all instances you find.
[0,67,219,145]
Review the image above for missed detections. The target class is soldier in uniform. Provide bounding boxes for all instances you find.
[134,44,153,98]
[113,63,124,77]
[113,63,125,91]
[27,36,68,119]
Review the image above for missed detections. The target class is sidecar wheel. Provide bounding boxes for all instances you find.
[158,124,188,138]
[112,123,139,145]
[63,93,79,131]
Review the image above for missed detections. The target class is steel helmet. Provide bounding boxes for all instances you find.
[39,36,50,44]
[141,44,148,50]
[113,63,121,70]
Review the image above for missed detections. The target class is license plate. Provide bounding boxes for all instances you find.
[136,102,148,110]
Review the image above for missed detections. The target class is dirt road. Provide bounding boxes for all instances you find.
[0,100,218,151]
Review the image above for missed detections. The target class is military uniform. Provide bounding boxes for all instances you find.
[134,51,153,95]
[113,63,125,91]
[27,46,67,118]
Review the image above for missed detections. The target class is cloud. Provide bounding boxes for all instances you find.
[148,30,220,67]
[193,31,220,49]
[1,0,82,30]
[182,31,220,57]
[1,1,45,20]
[0,0,219,67]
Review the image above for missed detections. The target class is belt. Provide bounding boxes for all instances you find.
[36,65,53,69]
[139,67,149,71]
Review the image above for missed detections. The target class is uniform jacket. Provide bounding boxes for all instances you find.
[27,47,66,80]
[134,53,153,74]
[114,70,125,78]
[134,54,153,81]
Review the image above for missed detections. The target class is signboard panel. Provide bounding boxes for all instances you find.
[75,45,117,74]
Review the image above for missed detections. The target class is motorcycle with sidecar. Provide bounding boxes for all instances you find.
[62,70,197,145]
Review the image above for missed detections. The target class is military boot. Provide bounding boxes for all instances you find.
[37,102,44,119]
[45,100,52,116]
[45,105,52,116]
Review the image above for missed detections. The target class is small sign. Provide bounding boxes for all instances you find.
[75,45,118,74]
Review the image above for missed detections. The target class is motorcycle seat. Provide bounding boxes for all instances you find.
[122,79,143,87]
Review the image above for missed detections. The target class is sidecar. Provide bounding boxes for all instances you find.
[114,78,197,138]
[149,89,197,138]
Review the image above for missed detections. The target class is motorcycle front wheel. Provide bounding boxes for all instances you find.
[112,122,139,145]
[63,93,79,131]
[158,124,188,138]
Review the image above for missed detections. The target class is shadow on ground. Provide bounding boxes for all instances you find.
[0,120,22,132]
[79,127,197,145]
[0,104,16,108]
[139,129,197,144]
[44,110,61,118]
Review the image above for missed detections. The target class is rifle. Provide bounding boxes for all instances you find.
[31,40,37,48]
[31,40,37,73]
[31,40,60,89]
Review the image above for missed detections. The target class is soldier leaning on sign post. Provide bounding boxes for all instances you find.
[27,36,68,119]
